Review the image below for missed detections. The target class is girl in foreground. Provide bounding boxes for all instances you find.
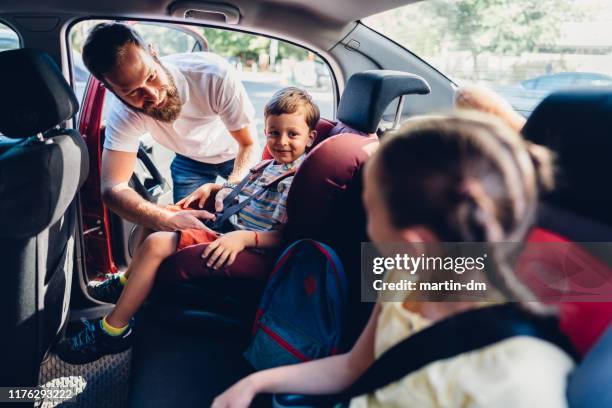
[213,113,575,408]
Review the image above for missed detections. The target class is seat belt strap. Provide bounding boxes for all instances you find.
[339,303,578,402]
[211,165,296,230]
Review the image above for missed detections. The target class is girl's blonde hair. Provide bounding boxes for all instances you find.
[374,112,554,307]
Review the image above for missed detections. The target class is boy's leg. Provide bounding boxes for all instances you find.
[127,225,155,262]
[88,230,173,302]
[157,243,274,283]
[55,231,179,364]
[106,231,179,328]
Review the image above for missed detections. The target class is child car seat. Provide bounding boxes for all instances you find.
[155,71,430,342]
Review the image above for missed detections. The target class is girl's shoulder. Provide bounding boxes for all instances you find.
[355,336,574,408]
[430,336,574,406]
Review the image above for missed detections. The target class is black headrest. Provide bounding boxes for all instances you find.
[0,49,79,138]
[337,70,430,134]
[523,90,612,226]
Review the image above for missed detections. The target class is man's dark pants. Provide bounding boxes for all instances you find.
[170,154,234,203]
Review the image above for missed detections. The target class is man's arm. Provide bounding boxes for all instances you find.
[226,125,258,184]
[101,148,214,231]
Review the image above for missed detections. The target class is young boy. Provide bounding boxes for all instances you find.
[56,87,320,364]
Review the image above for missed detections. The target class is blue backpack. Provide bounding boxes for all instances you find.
[244,239,348,371]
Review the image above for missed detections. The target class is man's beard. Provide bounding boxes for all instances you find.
[135,63,182,123]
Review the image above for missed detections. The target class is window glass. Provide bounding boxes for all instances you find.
[0,22,18,53]
[199,26,335,136]
[70,20,335,188]
[70,20,335,140]
[0,22,20,139]
[364,0,612,116]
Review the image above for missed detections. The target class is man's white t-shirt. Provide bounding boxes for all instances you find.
[104,52,257,164]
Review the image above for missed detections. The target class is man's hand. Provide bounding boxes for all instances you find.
[176,183,221,209]
[214,187,234,212]
[202,230,252,269]
[166,209,216,231]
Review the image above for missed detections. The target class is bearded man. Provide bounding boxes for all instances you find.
[82,22,259,232]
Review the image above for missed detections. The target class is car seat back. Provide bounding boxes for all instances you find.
[567,323,612,407]
[521,90,612,355]
[283,70,430,344]
[0,49,88,385]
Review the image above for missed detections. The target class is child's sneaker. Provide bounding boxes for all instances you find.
[88,274,124,303]
[55,318,134,364]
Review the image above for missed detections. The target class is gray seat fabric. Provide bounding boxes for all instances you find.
[0,48,88,386]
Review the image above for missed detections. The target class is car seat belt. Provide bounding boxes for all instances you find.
[339,303,578,402]
[207,160,296,231]
[274,304,578,407]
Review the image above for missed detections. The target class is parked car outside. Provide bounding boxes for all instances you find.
[496,72,612,115]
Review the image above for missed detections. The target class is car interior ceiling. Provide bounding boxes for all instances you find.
[3,1,612,407]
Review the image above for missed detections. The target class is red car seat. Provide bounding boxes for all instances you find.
[155,71,431,341]
[520,90,612,355]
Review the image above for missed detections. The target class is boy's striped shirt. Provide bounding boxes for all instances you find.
[229,154,306,232]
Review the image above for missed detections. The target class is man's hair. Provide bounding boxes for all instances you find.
[82,22,148,81]
[264,87,320,130]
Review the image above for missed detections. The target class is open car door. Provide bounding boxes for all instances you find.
[77,21,208,280]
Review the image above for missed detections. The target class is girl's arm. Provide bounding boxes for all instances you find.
[212,303,381,408]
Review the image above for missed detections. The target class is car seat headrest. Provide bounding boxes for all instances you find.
[522,90,612,226]
[337,70,430,134]
[0,49,79,138]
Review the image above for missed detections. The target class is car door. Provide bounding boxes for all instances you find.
[76,21,208,281]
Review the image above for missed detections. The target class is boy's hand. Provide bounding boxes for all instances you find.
[202,230,251,270]
[176,183,221,209]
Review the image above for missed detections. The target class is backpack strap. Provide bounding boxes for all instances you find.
[339,303,578,402]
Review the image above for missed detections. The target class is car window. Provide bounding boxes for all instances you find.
[199,26,335,137]
[0,22,19,53]
[363,0,612,116]
[70,20,208,104]
[0,22,20,139]
[70,20,336,191]
[70,21,335,142]
[532,73,575,91]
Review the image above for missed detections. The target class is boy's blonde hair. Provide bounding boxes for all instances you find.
[264,87,320,130]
